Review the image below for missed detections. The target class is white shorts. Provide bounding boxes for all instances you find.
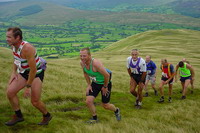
[146,74,156,84]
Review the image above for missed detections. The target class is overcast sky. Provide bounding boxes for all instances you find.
[0,0,17,2]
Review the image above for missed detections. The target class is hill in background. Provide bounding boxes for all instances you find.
[0,0,200,26]
[0,29,200,132]
[40,0,200,18]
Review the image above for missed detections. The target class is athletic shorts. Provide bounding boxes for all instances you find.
[161,77,173,84]
[131,73,146,84]
[180,76,191,82]
[146,74,156,84]
[87,82,112,103]
[20,70,44,82]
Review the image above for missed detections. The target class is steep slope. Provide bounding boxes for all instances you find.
[97,29,200,60]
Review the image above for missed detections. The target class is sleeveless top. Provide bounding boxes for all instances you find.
[146,60,156,75]
[179,63,191,77]
[83,58,111,84]
[130,57,142,74]
[13,41,42,74]
[161,63,172,78]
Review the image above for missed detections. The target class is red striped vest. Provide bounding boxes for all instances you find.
[13,41,42,74]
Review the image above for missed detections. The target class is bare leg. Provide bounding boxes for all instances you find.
[182,79,191,96]
[130,78,137,97]
[6,74,26,111]
[31,78,48,115]
[168,84,173,97]
[102,103,116,112]
[86,96,96,116]
[144,80,149,93]
[159,80,165,97]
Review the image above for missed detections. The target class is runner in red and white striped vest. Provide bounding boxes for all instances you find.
[13,41,42,74]
[5,27,52,126]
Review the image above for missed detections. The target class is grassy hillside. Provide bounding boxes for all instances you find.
[0,29,200,132]
[0,0,200,27]
[46,0,200,18]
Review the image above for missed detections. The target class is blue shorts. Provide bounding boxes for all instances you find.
[180,76,191,82]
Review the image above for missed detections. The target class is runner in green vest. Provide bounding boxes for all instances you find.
[80,47,121,124]
[182,58,194,93]
[175,61,195,99]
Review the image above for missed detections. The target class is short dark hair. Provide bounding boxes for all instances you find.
[178,61,184,67]
[80,47,91,55]
[7,27,23,40]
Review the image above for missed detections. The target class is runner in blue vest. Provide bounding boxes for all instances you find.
[127,49,146,109]
[144,55,158,97]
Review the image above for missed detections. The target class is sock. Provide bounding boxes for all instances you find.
[15,109,23,118]
[115,108,119,113]
[43,112,50,117]
[93,115,97,120]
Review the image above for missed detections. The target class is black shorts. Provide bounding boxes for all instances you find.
[180,76,191,82]
[161,77,173,84]
[131,73,146,84]
[20,70,44,82]
[87,82,112,103]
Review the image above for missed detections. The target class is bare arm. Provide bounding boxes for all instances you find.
[23,44,37,86]
[93,59,110,87]
[187,64,195,79]
[80,61,92,94]
[127,68,132,77]
[174,65,179,82]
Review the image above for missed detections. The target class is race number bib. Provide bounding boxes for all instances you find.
[131,68,138,74]
[90,76,97,82]
[14,59,25,73]
[162,72,168,78]
[147,70,151,74]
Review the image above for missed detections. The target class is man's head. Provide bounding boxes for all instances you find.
[80,47,91,63]
[146,55,151,63]
[178,61,184,67]
[131,49,139,61]
[182,58,186,62]
[6,27,23,46]
[161,59,168,65]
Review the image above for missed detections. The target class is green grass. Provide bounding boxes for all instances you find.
[0,29,200,132]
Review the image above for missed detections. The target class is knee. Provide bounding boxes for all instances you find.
[102,103,109,109]
[31,100,40,107]
[86,99,93,106]
[6,89,15,99]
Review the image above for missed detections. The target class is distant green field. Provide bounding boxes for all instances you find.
[0,29,200,132]
[1,20,199,58]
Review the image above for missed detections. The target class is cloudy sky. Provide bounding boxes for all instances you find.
[0,0,17,2]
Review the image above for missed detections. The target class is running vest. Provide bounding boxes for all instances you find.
[83,58,110,84]
[130,57,141,74]
[13,41,42,74]
[146,60,156,75]
[161,63,172,78]
[179,63,191,77]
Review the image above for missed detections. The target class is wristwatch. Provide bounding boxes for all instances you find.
[26,84,31,88]
[103,86,108,88]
